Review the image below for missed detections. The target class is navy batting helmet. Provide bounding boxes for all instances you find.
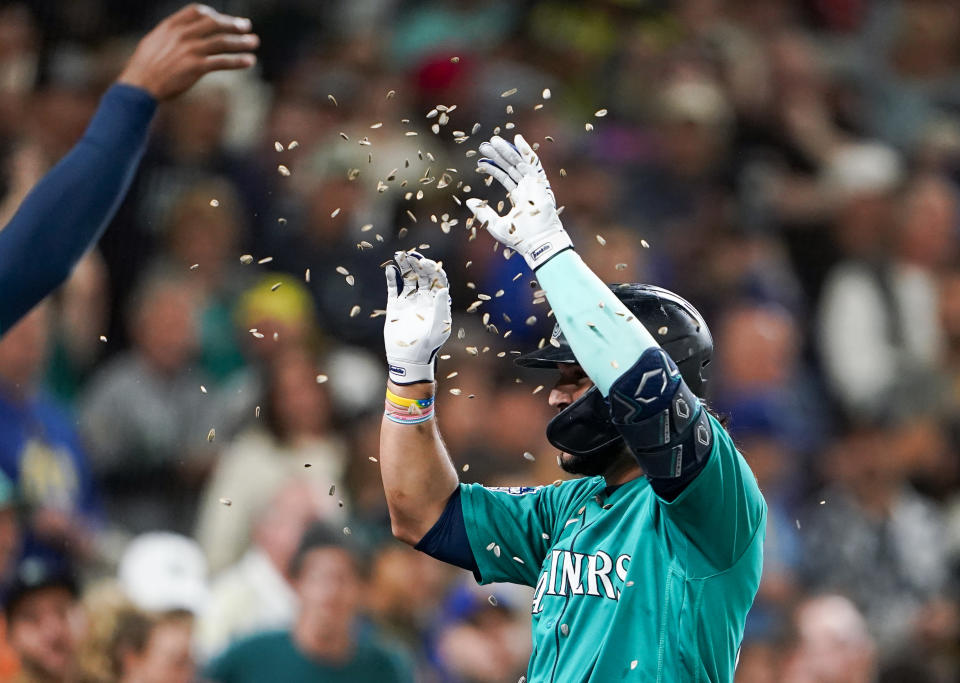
[516,284,714,457]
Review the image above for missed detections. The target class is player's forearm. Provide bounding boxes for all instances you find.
[0,83,156,334]
[379,380,459,546]
[536,250,658,395]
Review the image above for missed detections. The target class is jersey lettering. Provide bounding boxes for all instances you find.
[585,551,615,598]
[559,552,585,595]
[532,551,631,613]
[485,486,540,496]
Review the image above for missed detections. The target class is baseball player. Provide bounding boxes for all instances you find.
[379,134,765,681]
[0,4,258,336]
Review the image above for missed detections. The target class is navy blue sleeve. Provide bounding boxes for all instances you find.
[0,84,157,335]
[414,487,479,574]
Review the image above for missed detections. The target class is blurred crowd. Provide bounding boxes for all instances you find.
[1,0,960,680]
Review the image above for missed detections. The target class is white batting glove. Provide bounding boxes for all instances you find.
[467,134,573,270]
[383,250,452,385]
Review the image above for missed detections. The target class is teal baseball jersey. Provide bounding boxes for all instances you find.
[460,415,765,682]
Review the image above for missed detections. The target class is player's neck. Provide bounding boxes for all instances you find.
[603,461,643,487]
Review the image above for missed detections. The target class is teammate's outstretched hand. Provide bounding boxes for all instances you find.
[384,251,452,385]
[467,134,573,270]
[118,4,258,100]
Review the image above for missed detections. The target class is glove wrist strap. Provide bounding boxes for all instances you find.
[387,360,434,385]
[525,232,574,270]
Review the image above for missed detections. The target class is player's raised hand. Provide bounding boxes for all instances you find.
[118,4,258,100]
[467,134,572,270]
[384,251,452,385]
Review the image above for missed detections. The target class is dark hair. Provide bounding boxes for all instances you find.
[110,609,155,678]
[288,522,357,578]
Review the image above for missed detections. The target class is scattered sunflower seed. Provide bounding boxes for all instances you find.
[349,305,361,317]
[328,94,338,106]
[449,388,462,395]
[219,497,231,506]
[542,88,551,99]
[595,108,608,117]
[209,198,219,207]
[277,164,291,176]
[274,141,284,152]
[316,374,328,384]
[523,451,535,461]
[258,257,273,264]
[207,428,216,442]
[501,88,518,98]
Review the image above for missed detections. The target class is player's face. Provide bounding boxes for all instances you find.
[549,364,632,477]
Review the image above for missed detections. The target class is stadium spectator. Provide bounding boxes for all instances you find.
[195,344,346,573]
[800,419,950,657]
[0,304,101,568]
[781,594,877,683]
[206,523,413,683]
[4,556,80,683]
[80,270,214,534]
[110,608,196,683]
[197,479,322,658]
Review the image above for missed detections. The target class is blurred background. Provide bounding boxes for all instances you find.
[1,0,960,681]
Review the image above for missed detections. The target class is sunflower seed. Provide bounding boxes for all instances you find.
[277,165,291,176]
[316,374,328,384]
[219,497,231,506]
[595,108,608,117]
[207,428,216,442]
[349,305,361,317]
[274,141,284,152]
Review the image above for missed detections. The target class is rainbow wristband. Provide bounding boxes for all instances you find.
[385,388,435,410]
[384,399,435,425]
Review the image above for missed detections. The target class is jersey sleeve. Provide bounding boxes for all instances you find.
[459,478,598,586]
[657,414,766,575]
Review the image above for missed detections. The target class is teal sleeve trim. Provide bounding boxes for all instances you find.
[536,250,658,395]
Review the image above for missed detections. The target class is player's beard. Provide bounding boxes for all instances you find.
[558,442,633,477]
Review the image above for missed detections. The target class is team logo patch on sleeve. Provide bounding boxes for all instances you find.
[486,486,541,496]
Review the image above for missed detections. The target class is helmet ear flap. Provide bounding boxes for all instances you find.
[546,386,623,455]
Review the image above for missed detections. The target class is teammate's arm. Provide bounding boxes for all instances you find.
[378,252,459,546]
[0,4,258,335]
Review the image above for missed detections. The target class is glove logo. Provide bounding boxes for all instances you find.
[531,243,553,261]
[388,364,406,377]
